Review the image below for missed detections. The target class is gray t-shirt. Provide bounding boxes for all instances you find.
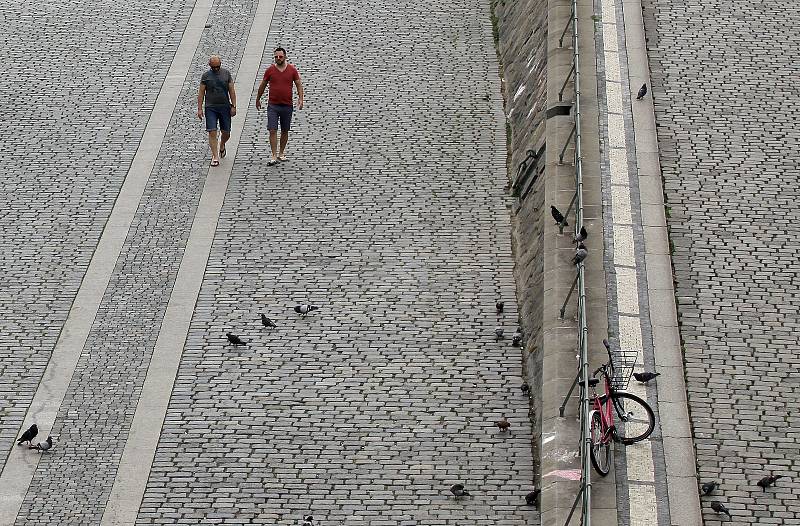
[201,68,234,108]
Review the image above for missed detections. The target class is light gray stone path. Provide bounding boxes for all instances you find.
[594,0,701,523]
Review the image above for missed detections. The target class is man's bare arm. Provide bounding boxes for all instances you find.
[295,77,304,109]
[255,78,268,110]
[197,85,206,119]
[228,81,237,116]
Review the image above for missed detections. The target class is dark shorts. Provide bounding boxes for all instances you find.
[205,106,232,132]
[267,104,293,131]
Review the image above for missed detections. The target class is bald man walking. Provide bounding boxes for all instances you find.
[197,55,237,166]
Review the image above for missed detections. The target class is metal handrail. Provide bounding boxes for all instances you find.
[556,0,591,524]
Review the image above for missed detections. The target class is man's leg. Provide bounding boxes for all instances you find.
[219,130,230,157]
[278,105,293,160]
[208,130,219,162]
[269,130,278,162]
[267,104,279,164]
[279,131,289,158]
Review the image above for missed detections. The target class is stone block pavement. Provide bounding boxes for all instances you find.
[0,0,539,524]
[642,0,800,523]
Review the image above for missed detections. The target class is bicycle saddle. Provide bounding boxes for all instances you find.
[586,378,600,387]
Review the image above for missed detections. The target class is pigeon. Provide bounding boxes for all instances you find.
[495,415,511,432]
[450,483,470,499]
[757,475,784,491]
[30,436,53,452]
[301,516,314,526]
[572,244,588,265]
[700,481,719,496]
[633,372,660,383]
[520,383,531,395]
[525,488,541,506]
[710,501,731,517]
[260,314,276,328]
[226,332,247,345]
[551,205,568,226]
[17,424,38,446]
[496,301,504,313]
[495,327,504,340]
[636,83,648,100]
[294,304,319,316]
[512,328,523,347]
[574,225,588,243]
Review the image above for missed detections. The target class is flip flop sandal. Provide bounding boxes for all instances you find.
[220,146,227,158]
[278,154,287,161]
[210,159,220,166]
[267,159,278,166]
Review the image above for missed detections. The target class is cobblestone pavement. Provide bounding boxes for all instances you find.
[642,0,800,524]
[0,0,193,476]
[0,0,536,523]
[137,0,536,523]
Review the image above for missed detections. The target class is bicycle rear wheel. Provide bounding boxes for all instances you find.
[589,410,611,476]
[611,391,655,444]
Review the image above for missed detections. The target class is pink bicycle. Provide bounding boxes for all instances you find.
[588,339,655,476]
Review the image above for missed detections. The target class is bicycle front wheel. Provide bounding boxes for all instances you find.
[589,410,611,476]
[611,392,655,444]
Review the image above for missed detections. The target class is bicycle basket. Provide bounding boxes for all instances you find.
[610,348,639,390]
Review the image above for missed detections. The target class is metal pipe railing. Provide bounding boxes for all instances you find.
[557,0,590,523]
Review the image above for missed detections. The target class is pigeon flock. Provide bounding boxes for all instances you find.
[699,475,789,518]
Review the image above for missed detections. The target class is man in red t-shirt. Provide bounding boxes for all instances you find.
[256,47,304,165]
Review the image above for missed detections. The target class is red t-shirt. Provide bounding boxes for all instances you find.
[263,64,300,105]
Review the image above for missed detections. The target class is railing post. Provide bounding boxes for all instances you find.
[559,370,581,417]
[559,123,577,164]
[558,63,576,102]
[559,274,580,319]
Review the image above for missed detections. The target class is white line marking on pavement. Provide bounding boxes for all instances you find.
[0,2,216,523]
[100,0,277,523]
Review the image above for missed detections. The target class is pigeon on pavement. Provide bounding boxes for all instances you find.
[30,436,53,452]
[17,424,38,446]
[757,475,784,491]
[711,501,731,517]
[521,383,531,395]
[525,488,541,506]
[301,516,314,526]
[551,206,568,226]
[495,415,511,432]
[633,372,660,383]
[636,83,648,100]
[294,305,319,316]
[450,483,470,499]
[226,333,247,345]
[496,301,504,313]
[512,328,523,347]
[700,481,719,496]
[495,327,504,340]
[260,314,276,328]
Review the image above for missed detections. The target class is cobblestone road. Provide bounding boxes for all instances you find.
[0,0,193,476]
[643,0,800,524]
[0,0,536,523]
[137,0,536,523]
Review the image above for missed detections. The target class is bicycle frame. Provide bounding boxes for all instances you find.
[590,365,617,443]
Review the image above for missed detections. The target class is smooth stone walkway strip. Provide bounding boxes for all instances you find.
[0,1,214,522]
[99,1,276,523]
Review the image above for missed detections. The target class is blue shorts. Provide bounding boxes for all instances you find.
[267,104,293,131]
[205,106,232,132]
